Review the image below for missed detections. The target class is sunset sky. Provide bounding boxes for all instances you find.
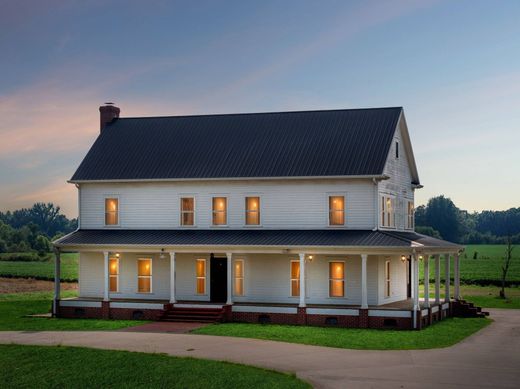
[1,0,519,217]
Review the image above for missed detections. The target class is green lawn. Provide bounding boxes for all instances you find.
[0,345,309,389]
[0,253,78,281]
[193,317,490,350]
[0,291,144,331]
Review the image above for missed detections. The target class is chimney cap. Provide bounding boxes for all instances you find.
[104,102,115,105]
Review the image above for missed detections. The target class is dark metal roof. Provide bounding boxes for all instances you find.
[54,229,459,249]
[71,107,403,181]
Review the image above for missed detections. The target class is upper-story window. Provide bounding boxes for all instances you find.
[245,197,260,225]
[105,198,119,226]
[381,195,395,228]
[395,141,399,159]
[212,197,227,225]
[329,196,345,226]
[406,201,414,230]
[180,197,195,226]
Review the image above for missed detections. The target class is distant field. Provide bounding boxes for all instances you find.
[0,253,78,282]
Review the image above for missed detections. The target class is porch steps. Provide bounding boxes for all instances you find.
[453,300,489,318]
[159,306,225,323]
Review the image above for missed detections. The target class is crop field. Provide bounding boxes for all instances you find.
[0,253,78,282]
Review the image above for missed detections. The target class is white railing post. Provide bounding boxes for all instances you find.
[434,254,441,305]
[444,253,450,303]
[454,253,461,300]
[169,252,176,304]
[361,254,368,309]
[412,253,419,329]
[103,251,109,302]
[424,255,430,308]
[299,253,306,308]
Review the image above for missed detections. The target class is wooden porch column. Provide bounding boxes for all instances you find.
[444,253,450,303]
[360,254,368,309]
[169,251,176,304]
[299,253,306,308]
[103,251,109,302]
[424,255,430,308]
[434,254,441,305]
[412,253,419,329]
[226,253,233,305]
[53,248,61,316]
[454,253,461,301]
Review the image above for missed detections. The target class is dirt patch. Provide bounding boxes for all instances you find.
[0,277,78,294]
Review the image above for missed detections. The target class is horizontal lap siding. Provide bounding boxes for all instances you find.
[79,179,375,229]
[377,255,408,305]
[79,252,103,298]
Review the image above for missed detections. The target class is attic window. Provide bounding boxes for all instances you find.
[395,141,399,159]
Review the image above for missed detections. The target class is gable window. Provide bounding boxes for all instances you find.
[329,196,345,226]
[329,262,345,297]
[196,259,206,294]
[137,258,152,293]
[234,259,244,296]
[290,260,300,297]
[180,197,195,226]
[385,260,391,298]
[212,197,227,225]
[395,141,399,159]
[380,196,396,228]
[406,201,414,229]
[105,198,119,226]
[109,256,119,292]
[245,197,260,225]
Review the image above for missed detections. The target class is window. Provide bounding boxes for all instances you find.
[395,141,399,159]
[245,197,260,225]
[105,198,119,226]
[137,258,152,293]
[329,262,345,297]
[196,259,206,294]
[380,196,395,228]
[290,260,300,297]
[234,260,244,296]
[109,256,119,292]
[180,197,195,226]
[406,201,414,229]
[329,196,345,226]
[385,260,391,298]
[212,197,227,225]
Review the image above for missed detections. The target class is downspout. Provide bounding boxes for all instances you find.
[372,178,378,231]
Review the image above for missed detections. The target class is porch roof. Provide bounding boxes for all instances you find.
[54,229,461,252]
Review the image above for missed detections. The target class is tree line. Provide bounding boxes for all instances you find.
[415,196,520,244]
[0,203,77,255]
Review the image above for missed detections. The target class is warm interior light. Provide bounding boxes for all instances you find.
[115,253,120,258]
[401,255,406,262]
[309,255,313,260]
[145,264,150,270]
[419,255,423,260]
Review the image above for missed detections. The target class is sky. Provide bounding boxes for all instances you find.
[1,0,519,217]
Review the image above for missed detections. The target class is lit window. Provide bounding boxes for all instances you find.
[234,260,244,296]
[105,198,119,226]
[290,261,300,297]
[212,197,227,225]
[180,197,195,226]
[385,260,391,298]
[406,201,414,229]
[329,196,345,226]
[109,256,119,292]
[196,259,206,294]
[380,196,395,228]
[329,262,345,297]
[245,197,260,225]
[137,258,152,293]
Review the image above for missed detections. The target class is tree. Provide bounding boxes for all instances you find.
[500,237,515,299]
[34,235,51,256]
[415,226,442,239]
[422,196,462,242]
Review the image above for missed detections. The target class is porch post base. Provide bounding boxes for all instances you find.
[359,308,369,328]
[223,305,233,322]
[52,299,60,318]
[297,307,307,325]
[101,301,110,319]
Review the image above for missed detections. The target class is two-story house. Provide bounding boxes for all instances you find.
[53,104,466,329]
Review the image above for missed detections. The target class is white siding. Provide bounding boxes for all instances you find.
[79,179,375,230]
[376,255,408,305]
[79,252,103,298]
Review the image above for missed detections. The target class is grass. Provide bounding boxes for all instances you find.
[0,345,309,389]
[193,317,491,350]
[0,291,145,331]
[0,252,78,281]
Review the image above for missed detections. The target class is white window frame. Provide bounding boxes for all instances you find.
[109,255,120,293]
[104,195,120,227]
[234,259,245,296]
[328,194,346,227]
[289,259,300,297]
[328,260,346,298]
[180,196,196,227]
[380,195,396,228]
[137,258,152,294]
[385,259,391,298]
[195,258,207,295]
[244,196,261,226]
[406,201,414,230]
[212,196,228,226]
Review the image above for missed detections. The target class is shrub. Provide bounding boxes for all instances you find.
[0,252,48,262]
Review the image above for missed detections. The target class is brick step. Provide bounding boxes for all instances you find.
[159,306,225,323]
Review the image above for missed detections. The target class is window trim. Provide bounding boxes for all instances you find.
[328,260,346,298]
[234,259,245,296]
[195,258,207,295]
[406,200,415,230]
[180,196,196,227]
[104,196,120,227]
[385,259,391,298]
[244,196,261,226]
[109,255,120,293]
[380,194,396,229]
[328,194,346,227]
[137,258,152,294]
[212,196,228,227]
[289,259,300,297]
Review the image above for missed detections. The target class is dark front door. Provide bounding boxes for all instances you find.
[407,257,412,298]
[210,257,227,303]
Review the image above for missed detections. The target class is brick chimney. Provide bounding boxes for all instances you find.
[99,103,120,132]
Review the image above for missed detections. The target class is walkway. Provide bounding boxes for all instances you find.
[1,309,518,388]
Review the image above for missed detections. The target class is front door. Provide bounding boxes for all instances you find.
[407,257,412,298]
[210,257,227,303]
